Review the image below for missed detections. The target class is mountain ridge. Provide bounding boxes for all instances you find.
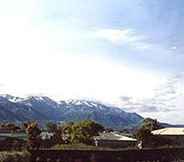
[0,94,143,130]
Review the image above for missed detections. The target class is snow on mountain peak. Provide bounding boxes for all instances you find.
[62,99,101,108]
[0,94,143,129]
[0,94,23,103]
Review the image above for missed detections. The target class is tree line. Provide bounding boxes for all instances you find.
[26,120,104,149]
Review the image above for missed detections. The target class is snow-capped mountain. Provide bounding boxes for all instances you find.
[0,95,143,129]
[0,94,23,103]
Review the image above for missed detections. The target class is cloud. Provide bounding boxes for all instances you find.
[170,46,177,50]
[119,73,184,124]
[120,96,132,102]
[119,97,162,113]
[141,110,184,125]
[94,28,152,50]
[0,0,169,112]
[119,73,184,113]
[0,1,164,104]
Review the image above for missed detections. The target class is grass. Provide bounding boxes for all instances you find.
[52,143,137,151]
[53,143,99,150]
[0,151,30,162]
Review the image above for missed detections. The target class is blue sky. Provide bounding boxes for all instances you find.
[40,0,184,73]
[0,0,184,123]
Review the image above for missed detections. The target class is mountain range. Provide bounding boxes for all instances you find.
[0,94,143,130]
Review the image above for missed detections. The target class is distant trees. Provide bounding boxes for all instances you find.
[52,120,104,145]
[0,120,104,150]
[0,123,21,133]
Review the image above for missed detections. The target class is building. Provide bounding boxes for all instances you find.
[152,127,184,146]
[40,132,54,140]
[94,132,137,148]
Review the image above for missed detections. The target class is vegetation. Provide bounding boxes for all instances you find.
[0,120,104,150]
[136,127,152,141]
[135,118,168,147]
[0,123,21,133]
[135,118,163,140]
[139,118,163,131]
[46,122,57,133]
[53,143,98,150]
[52,120,104,145]
[0,151,30,162]
[25,122,41,149]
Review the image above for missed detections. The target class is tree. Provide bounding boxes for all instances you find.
[56,122,80,144]
[0,123,21,133]
[56,120,105,145]
[46,122,57,133]
[141,118,162,131]
[69,120,104,144]
[136,127,152,141]
[135,118,164,147]
[25,122,41,150]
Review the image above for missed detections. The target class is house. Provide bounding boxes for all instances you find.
[152,127,184,146]
[94,132,137,148]
[40,132,54,140]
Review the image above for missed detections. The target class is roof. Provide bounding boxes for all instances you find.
[152,128,184,135]
[0,132,27,139]
[94,132,137,141]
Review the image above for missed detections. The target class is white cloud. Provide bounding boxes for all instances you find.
[141,110,184,125]
[94,28,151,50]
[170,46,177,50]
[119,73,184,124]
[0,1,165,109]
[0,0,182,124]
[0,52,163,103]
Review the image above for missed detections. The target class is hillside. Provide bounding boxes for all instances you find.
[0,95,143,130]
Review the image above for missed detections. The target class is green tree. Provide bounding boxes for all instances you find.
[141,118,162,131]
[0,123,21,133]
[136,127,152,141]
[26,122,41,149]
[46,122,57,133]
[58,120,104,145]
[135,118,164,147]
[58,122,80,144]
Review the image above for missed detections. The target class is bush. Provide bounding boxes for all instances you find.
[0,151,30,162]
[53,143,97,150]
[59,120,104,145]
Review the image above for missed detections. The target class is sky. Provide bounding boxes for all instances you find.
[0,0,184,123]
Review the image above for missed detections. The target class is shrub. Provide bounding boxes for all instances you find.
[53,143,99,150]
[0,151,30,162]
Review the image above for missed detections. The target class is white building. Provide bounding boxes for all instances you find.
[40,132,54,140]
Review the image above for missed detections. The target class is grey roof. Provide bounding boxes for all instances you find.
[152,128,184,135]
[0,132,27,139]
[94,132,137,141]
